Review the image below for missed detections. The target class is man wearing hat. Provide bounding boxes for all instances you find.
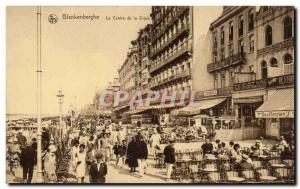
[89,153,107,183]
[163,140,176,181]
[20,141,36,183]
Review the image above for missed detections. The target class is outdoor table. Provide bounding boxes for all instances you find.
[271,163,286,168]
[227,177,245,182]
[260,176,277,181]
[202,167,218,172]
[258,155,268,159]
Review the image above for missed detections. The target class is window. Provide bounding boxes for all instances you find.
[238,40,244,53]
[213,32,218,48]
[283,16,293,40]
[214,73,218,88]
[213,51,218,63]
[284,53,293,64]
[229,71,234,86]
[239,15,244,37]
[248,9,254,31]
[228,43,234,57]
[265,25,273,46]
[270,57,278,67]
[229,21,233,41]
[221,27,225,45]
[221,73,226,88]
[261,61,268,79]
[221,48,225,60]
[249,35,254,52]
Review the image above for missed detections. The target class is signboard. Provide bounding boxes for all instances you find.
[234,74,294,91]
[255,111,294,118]
[204,89,217,97]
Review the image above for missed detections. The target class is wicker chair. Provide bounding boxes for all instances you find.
[226,171,245,183]
[256,169,277,182]
[274,167,294,182]
[241,169,257,182]
[206,172,221,183]
[253,160,264,170]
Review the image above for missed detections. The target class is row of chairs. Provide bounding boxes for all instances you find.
[171,158,294,183]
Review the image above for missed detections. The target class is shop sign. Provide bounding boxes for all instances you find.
[255,111,294,118]
[204,89,217,97]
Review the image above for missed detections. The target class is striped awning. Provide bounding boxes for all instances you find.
[255,88,294,118]
[178,97,227,115]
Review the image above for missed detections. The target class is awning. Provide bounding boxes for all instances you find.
[114,105,129,111]
[234,96,263,104]
[255,88,294,118]
[150,104,175,109]
[178,97,227,115]
[125,107,151,115]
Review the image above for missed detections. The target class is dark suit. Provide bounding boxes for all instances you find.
[20,146,36,183]
[89,162,107,183]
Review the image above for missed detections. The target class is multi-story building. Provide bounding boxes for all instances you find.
[137,24,152,91]
[115,42,139,118]
[233,6,295,141]
[180,6,294,141]
[148,6,193,112]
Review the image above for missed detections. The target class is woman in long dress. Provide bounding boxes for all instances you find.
[43,146,57,183]
[75,144,86,183]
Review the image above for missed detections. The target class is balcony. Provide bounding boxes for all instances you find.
[257,37,294,57]
[149,69,191,89]
[233,74,294,91]
[150,24,189,58]
[207,52,245,73]
[151,7,189,44]
[149,45,191,74]
[194,86,233,100]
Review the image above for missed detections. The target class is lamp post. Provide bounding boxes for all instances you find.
[57,90,64,142]
[36,6,43,183]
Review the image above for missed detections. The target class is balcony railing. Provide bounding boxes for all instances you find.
[149,45,191,74]
[233,74,294,91]
[149,69,191,89]
[207,52,245,73]
[152,7,189,44]
[257,37,294,57]
[150,24,189,58]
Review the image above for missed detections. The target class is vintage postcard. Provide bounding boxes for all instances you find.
[6,6,295,184]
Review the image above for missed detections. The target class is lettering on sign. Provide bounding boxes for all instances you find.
[204,89,217,97]
[255,111,294,118]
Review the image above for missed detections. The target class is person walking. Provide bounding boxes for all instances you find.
[119,140,127,168]
[113,141,121,167]
[150,130,161,159]
[163,140,176,181]
[43,145,57,183]
[20,141,36,183]
[135,135,148,177]
[75,144,86,183]
[127,137,138,173]
[89,153,107,183]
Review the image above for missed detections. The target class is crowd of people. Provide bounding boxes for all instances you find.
[6,116,295,183]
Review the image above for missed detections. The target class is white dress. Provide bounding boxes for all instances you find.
[75,151,86,178]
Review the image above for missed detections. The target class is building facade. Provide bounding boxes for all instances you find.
[233,6,294,141]
[149,6,193,109]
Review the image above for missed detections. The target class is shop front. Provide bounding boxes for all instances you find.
[255,88,294,141]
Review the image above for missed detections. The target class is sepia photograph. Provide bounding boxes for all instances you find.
[6,5,295,184]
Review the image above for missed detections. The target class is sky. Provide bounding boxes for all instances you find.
[7,6,222,115]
